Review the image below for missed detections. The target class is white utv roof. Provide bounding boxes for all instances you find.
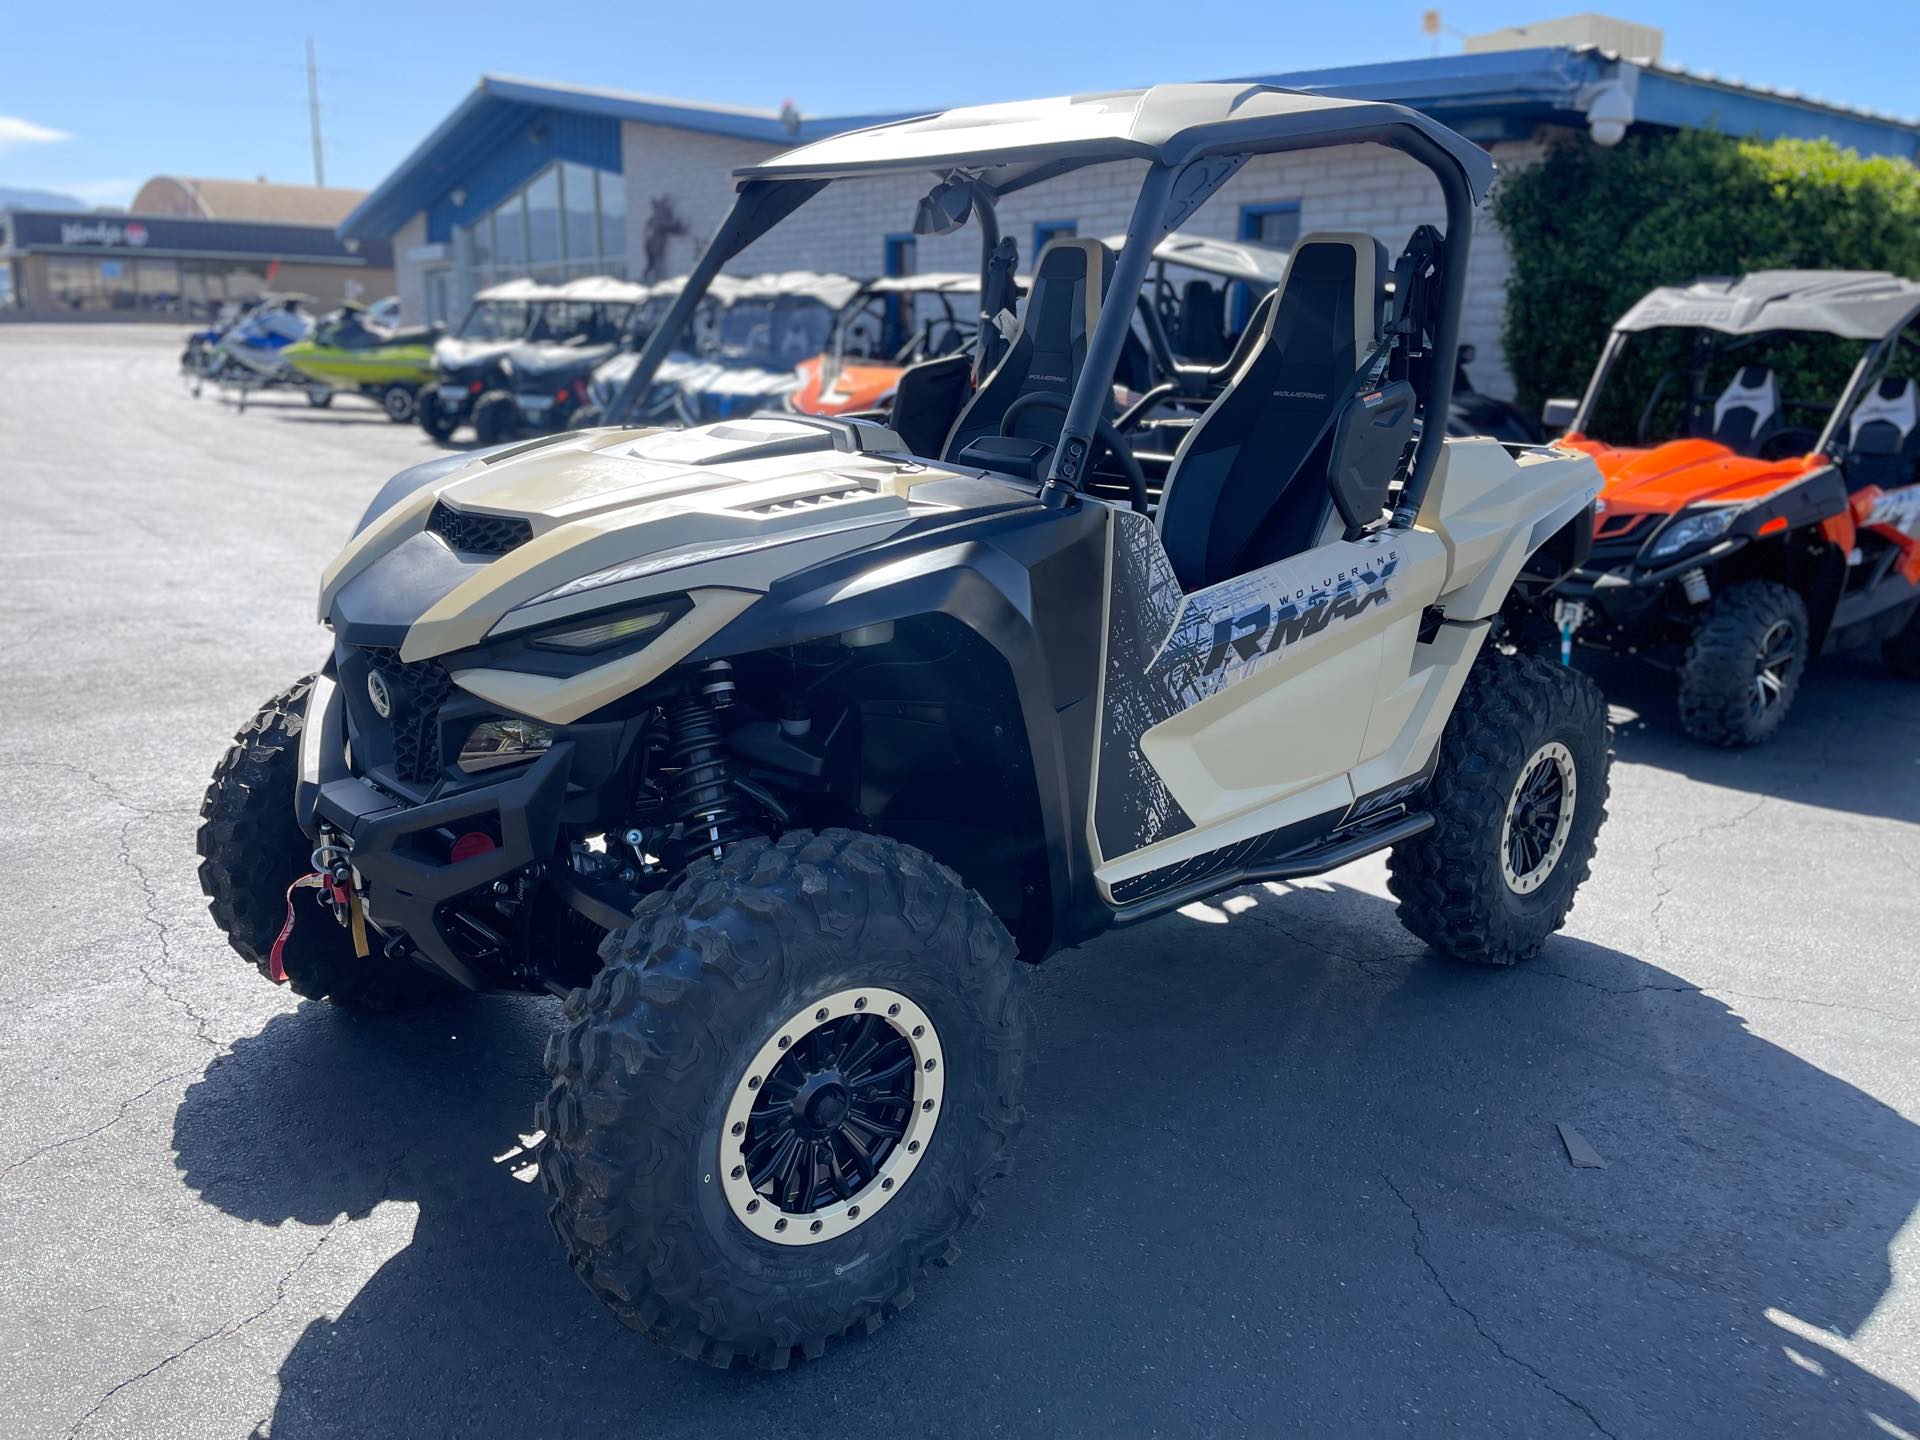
[742,83,1495,200]
[726,271,866,310]
[1614,271,1920,340]
[862,271,984,295]
[1104,232,1293,287]
[556,275,651,303]
[474,278,563,302]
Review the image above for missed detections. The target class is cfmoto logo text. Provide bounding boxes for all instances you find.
[367,671,393,718]
[1201,554,1399,674]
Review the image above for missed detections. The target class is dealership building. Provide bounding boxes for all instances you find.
[0,178,393,321]
[341,17,1920,400]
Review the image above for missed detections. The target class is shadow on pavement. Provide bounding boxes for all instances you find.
[1579,650,1920,825]
[173,884,1920,1437]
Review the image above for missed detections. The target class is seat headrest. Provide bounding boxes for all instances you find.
[1850,374,1918,449]
[1017,237,1115,357]
[1255,232,1387,361]
[1715,365,1778,431]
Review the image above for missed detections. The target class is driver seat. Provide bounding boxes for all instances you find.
[1155,233,1387,592]
[1704,365,1781,455]
[943,237,1116,460]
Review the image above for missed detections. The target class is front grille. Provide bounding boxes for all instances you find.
[359,647,454,784]
[426,500,532,557]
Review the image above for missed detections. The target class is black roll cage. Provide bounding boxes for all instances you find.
[606,123,1479,531]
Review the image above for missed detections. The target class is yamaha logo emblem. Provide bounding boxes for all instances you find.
[367,671,393,718]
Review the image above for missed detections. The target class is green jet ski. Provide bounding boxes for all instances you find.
[284,302,442,421]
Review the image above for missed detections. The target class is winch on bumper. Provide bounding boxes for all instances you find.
[294,664,600,989]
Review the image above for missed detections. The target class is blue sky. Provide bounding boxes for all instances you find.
[3,1,1916,209]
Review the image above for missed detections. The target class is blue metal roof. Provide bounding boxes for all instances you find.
[341,51,1920,242]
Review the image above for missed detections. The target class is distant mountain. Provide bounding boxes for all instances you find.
[0,186,87,211]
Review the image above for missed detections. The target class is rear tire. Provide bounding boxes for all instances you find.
[1389,650,1610,966]
[1883,599,1920,680]
[418,388,459,441]
[1678,580,1808,746]
[470,389,519,446]
[379,382,417,423]
[538,829,1028,1368]
[197,677,450,1011]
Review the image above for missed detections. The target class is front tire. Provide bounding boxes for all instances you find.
[538,829,1029,1368]
[1389,650,1610,966]
[197,677,449,1011]
[1678,580,1808,746]
[417,388,459,441]
[470,389,519,446]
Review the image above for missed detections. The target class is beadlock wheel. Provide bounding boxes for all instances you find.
[719,986,943,1246]
[1500,740,1577,895]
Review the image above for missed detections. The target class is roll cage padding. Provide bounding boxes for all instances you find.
[944,237,1115,460]
[1154,232,1386,591]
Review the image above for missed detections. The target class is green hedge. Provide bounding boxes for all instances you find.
[1494,130,1920,429]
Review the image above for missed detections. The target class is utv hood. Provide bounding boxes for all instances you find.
[434,335,517,376]
[321,416,1019,665]
[1569,437,1824,515]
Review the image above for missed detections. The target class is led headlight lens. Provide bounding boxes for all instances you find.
[1647,508,1737,561]
[530,600,685,651]
[458,719,554,773]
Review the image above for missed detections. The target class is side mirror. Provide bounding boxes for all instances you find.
[914,177,974,237]
[1327,379,1416,533]
[1542,397,1579,432]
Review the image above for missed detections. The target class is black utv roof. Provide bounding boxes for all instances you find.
[1614,271,1920,340]
[740,83,1495,202]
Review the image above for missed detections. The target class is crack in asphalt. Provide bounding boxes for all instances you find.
[1522,966,1920,1025]
[0,1065,201,1182]
[114,807,223,1052]
[63,1152,404,1437]
[64,1215,347,1438]
[1381,1172,1619,1440]
[1647,793,1769,937]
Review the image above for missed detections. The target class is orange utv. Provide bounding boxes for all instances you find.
[1545,272,1920,746]
[789,272,999,417]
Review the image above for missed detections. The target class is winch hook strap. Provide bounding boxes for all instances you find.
[268,873,327,983]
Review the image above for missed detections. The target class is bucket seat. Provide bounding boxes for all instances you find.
[1155,232,1387,591]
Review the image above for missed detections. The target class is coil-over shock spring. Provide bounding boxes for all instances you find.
[667,661,741,865]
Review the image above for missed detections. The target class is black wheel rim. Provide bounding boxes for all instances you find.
[1506,756,1564,877]
[742,1012,914,1214]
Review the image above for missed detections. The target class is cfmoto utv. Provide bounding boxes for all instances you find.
[201,84,1609,1369]
[1545,271,1920,745]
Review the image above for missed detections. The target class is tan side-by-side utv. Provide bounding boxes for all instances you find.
[199,84,1610,1369]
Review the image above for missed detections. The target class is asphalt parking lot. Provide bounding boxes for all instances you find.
[1,322,1916,1439]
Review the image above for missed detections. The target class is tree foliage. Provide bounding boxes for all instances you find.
[1494,130,1920,431]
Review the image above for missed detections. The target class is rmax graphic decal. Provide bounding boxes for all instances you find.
[1093,510,1402,861]
[1199,556,1398,675]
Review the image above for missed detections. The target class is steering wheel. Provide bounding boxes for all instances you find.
[999,391,1150,514]
[1758,426,1820,461]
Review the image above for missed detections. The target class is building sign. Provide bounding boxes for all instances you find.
[59,219,149,248]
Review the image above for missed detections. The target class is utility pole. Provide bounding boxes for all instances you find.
[306,35,326,188]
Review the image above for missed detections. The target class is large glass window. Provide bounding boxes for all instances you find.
[459,160,627,291]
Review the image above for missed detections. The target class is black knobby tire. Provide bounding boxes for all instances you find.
[1677,580,1809,747]
[470,389,520,446]
[417,388,458,441]
[537,829,1029,1368]
[1388,650,1610,966]
[197,677,449,1011]
[380,382,417,423]
[566,403,603,430]
[1883,600,1920,680]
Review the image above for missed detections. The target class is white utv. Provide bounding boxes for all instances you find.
[199,84,1609,1369]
